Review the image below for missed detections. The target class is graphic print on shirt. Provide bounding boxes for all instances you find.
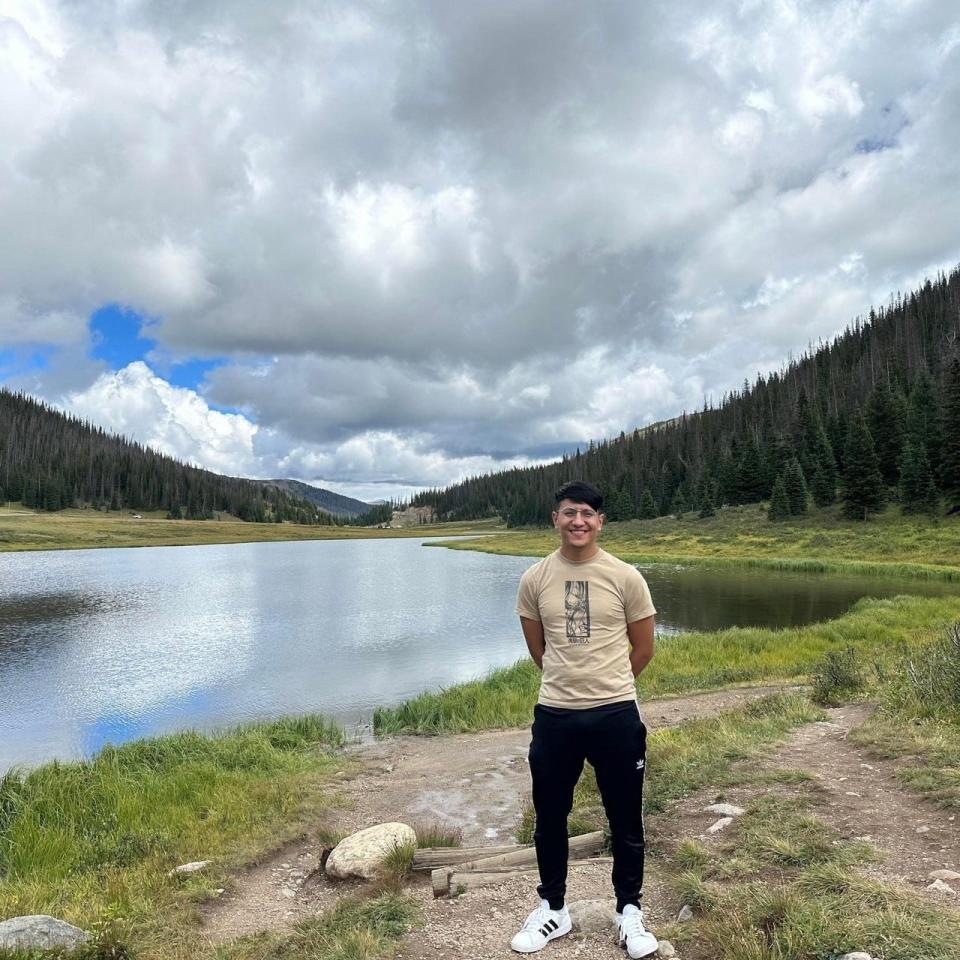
[564,581,591,643]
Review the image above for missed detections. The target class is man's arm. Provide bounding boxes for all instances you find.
[626,615,655,677]
[520,616,546,670]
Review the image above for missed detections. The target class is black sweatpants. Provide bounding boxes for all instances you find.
[528,699,647,912]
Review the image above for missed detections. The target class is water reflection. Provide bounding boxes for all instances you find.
[1,539,957,769]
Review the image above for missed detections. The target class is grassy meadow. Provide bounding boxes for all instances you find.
[436,503,960,580]
[3,503,960,957]
[0,504,500,553]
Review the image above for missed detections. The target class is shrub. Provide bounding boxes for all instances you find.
[897,622,960,715]
[811,646,865,706]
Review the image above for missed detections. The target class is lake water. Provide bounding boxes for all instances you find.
[1,537,956,769]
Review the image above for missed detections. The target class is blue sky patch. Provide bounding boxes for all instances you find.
[0,347,52,381]
[90,304,153,368]
[90,304,227,393]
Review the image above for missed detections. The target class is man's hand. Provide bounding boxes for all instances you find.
[520,616,546,670]
[627,615,655,677]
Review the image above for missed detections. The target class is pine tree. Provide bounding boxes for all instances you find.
[670,487,688,517]
[899,441,939,516]
[638,489,657,519]
[866,381,906,487]
[906,370,942,475]
[842,414,885,520]
[941,355,960,513]
[768,476,790,521]
[697,477,716,518]
[783,459,808,515]
[734,439,768,503]
[810,416,838,506]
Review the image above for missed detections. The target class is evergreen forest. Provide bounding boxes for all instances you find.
[414,269,960,525]
[0,390,359,524]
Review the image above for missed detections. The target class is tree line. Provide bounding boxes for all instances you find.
[414,269,960,525]
[0,391,388,525]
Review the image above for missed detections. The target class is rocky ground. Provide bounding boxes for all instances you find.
[202,687,959,958]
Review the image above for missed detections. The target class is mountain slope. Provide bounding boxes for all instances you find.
[265,479,370,517]
[0,390,332,524]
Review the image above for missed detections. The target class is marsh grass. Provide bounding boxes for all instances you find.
[435,504,960,580]
[0,716,347,959]
[373,596,960,735]
[0,508,500,553]
[663,798,960,960]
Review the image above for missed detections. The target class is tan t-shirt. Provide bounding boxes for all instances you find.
[516,548,656,709]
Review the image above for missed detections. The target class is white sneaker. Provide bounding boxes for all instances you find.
[616,903,658,959]
[510,899,572,953]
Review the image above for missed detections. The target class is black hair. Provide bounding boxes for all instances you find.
[553,480,603,512]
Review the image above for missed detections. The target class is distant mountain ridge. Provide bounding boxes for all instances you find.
[265,479,370,517]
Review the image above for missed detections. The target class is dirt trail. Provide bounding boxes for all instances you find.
[204,689,960,957]
[203,686,787,943]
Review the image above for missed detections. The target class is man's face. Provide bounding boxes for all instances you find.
[552,498,604,551]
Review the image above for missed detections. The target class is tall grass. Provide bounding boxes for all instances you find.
[374,595,960,735]
[0,716,345,959]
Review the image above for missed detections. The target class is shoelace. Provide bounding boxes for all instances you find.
[523,903,553,930]
[620,911,646,937]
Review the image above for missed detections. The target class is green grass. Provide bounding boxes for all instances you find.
[0,507,501,553]
[206,889,419,960]
[0,716,348,959]
[373,595,960,735]
[662,794,960,960]
[435,504,960,580]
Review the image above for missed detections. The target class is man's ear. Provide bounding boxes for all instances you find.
[551,510,559,527]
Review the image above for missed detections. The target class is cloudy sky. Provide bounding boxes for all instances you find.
[3,1,959,501]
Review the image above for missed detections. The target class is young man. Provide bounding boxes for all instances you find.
[511,481,658,958]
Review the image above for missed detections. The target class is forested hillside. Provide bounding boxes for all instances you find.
[264,478,369,518]
[0,391,334,524]
[415,269,960,525]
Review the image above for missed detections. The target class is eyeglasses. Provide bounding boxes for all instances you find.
[558,508,598,520]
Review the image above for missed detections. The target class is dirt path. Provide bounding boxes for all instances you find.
[203,685,790,944]
[204,689,960,956]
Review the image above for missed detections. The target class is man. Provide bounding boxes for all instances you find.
[511,480,658,958]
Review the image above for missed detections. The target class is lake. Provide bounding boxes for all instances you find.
[1,537,956,769]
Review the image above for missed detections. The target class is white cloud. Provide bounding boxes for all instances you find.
[3,0,960,490]
[64,363,259,477]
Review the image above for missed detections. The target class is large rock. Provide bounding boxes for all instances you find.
[325,822,416,880]
[567,899,616,934]
[168,859,212,877]
[0,916,90,951]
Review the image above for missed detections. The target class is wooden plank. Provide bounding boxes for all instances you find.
[456,831,604,873]
[431,832,607,897]
[413,843,523,871]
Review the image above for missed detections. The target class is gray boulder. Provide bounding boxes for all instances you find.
[567,899,616,934]
[704,803,745,817]
[325,821,416,880]
[0,915,90,951]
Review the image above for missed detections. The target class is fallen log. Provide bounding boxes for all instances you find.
[430,831,606,897]
[412,843,523,871]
